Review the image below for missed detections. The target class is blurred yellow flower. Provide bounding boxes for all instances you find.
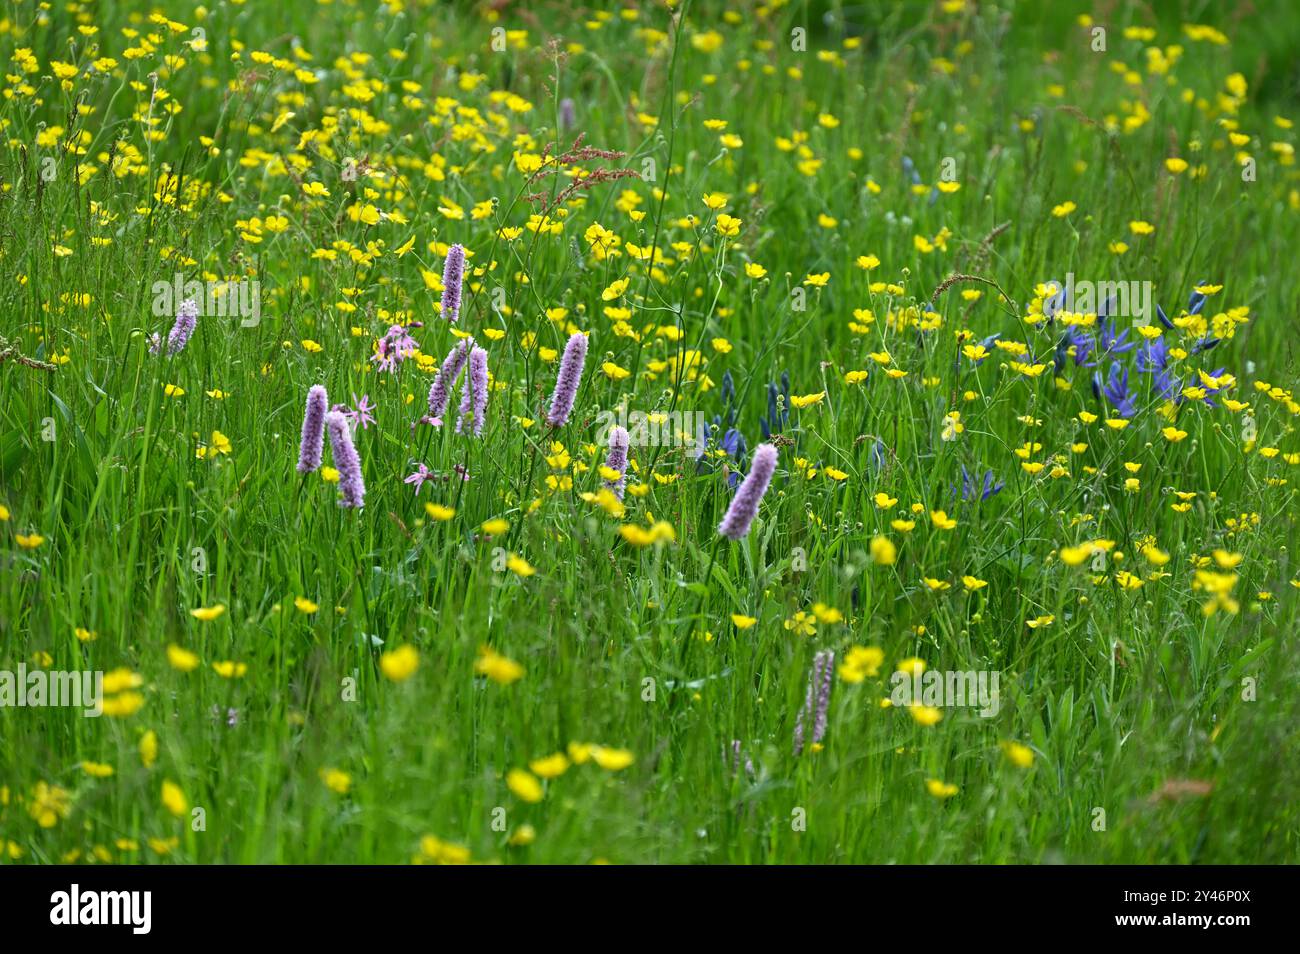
[320,768,352,795]
[590,746,635,771]
[507,768,543,803]
[166,644,200,672]
[161,780,188,817]
[380,645,420,682]
[1001,741,1035,768]
[475,646,524,685]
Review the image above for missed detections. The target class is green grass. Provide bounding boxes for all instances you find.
[1,0,1299,864]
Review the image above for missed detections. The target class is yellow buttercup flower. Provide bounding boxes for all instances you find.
[930,510,957,530]
[475,646,525,685]
[140,731,158,768]
[425,503,455,521]
[528,753,570,779]
[28,782,72,828]
[789,392,826,409]
[896,657,927,677]
[506,553,536,577]
[926,778,959,798]
[380,645,420,682]
[161,780,188,817]
[908,704,943,726]
[320,768,352,795]
[590,746,635,771]
[839,646,884,683]
[507,768,544,803]
[1001,741,1034,768]
[166,644,200,672]
[508,825,536,846]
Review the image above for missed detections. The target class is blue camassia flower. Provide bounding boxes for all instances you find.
[958,465,1004,503]
[1094,362,1137,418]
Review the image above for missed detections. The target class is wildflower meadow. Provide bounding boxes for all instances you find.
[1,0,1299,870]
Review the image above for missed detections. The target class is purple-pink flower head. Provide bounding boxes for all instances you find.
[325,410,365,509]
[559,97,577,132]
[152,298,199,355]
[404,462,433,494]
[427,336,475,420]
[455,346,490,437]
[546,331,588,428]
[296,385,329,474]
[350,393,376,430]
[440,244,465,323]
[371,325,418,373]
[602,425,630,499]
[717,443,778,540]
[793,649,835,756]
[724,740,755,780]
